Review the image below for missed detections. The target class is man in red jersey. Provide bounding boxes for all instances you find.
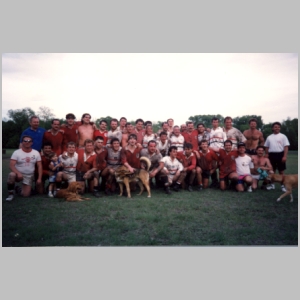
[94,119,108,145]
[182,121,199,151]
[61,113,79,152]
[43,119,64,156]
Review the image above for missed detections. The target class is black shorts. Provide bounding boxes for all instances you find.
[245,149,256,155]
[268,152,286,172]
[202,170,211,179]
[76,171,85,182]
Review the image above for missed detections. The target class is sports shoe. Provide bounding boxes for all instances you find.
[281,185,287,192]
[93,190,102,198]
[165,187,172,195]
[6,194,14,201]
[266,184,275,190]
[48,192,54,198]
[247,186,252,192]
[188,185,193,192]
[197,185,203,191]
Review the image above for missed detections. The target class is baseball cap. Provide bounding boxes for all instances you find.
[237,142,246,148]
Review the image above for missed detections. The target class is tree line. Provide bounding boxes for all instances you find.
[2,106,298,150]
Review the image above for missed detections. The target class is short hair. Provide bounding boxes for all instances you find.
[248,118,257,124]
[272,122,281,128]
[168,146,177,155]
[49,152,57,159]
[186,121,193,126]
[148,140,157,146]
[200,140,208,145]
[126,122,132,127]
[184,143,193,149]
[145,124,152,130]
[161,122,168,127]
[84,139,94,146]
[224,140,233,146]
[135,118,144,125]
[224,116,232,122]
[159,131,167,137]
[110,118,118,124]
[29,115,39,122]
[144,121,152,127]
[99,120,107,125]
[67,141,76,147]
[51,118,60,124]
[42,142,52,148]
[256,145,265,151]
[211,117,219,122]
[167,118,174,123]
[66,113,76,119]
[120,117,127,122]
[173,125,180,130]
[111,138,120,145]
[95,136,104,141]
[128,134,137,140]
[197,122,205,128]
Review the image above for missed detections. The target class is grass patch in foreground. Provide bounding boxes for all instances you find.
[2,150,298,246]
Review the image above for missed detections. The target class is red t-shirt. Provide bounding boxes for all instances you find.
[196,150,219,171]
[121,146,141,168]
[93,148,108,171]
[93,130,108,145]
[76,148,96,172]
[218,149,238,178]
[61,124,78,151]
[177,151,196,171]
[182,129,199,151]
[43,130,64,156]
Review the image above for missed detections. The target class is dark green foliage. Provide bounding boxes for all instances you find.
[233,115,264,132]
[188,114,224,127]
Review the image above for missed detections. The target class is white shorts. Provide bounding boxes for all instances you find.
[251,174,260,180]
[22,174,34,186]
[63,172,76,182]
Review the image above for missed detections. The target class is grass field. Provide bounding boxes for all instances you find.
[2,149,298,246]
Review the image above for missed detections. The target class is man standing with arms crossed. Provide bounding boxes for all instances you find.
[223,116,246,150]
[264,122,290,192]
[243,118,265,155]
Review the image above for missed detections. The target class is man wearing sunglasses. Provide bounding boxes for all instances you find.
[6,136,42,201]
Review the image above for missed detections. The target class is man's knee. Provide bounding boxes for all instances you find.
[7,172,17,184]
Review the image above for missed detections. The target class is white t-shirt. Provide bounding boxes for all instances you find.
[208,127,227,149]
[264,133,290,152]
[160,156,183,175]
[169,134,185,152]
[59,152,78,174]
[235,155,252,176]
[11,148,41,175]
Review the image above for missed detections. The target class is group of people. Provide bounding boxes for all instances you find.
[5,113,290,201]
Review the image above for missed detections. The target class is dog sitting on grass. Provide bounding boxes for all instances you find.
[268,173,298,202]
[55,182,91,202]
[115,157,151,198]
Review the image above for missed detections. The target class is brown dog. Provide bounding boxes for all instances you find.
[268,173,298,202]
[115,157,151,198]
[55,182,91,202]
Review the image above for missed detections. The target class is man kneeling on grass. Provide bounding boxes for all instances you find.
[235,142,253,192]
[6,135,42,201]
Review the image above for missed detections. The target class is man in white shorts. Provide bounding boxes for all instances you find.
[56,141,78,189]
[159,146,184,194]
[6,135,42,201]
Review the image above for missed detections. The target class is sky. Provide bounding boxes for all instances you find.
[2,53,298,126]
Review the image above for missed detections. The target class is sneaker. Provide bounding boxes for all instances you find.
[281,185,287,192]
[266,184,275,190]
[188,185,193,192]
[93,190,102,198]
[197,185,203,191]
[48,192,54,198]
[6,194,14,201]
[247,186,252,192]
[165,187,172,195]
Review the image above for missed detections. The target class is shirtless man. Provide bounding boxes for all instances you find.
[107,118,122,146]
[78,113,94,148]
[93,120,108,145]
[121,122,135,147]
[223,116,246,150]
[243,118,264,155]
[250,146,273,190]
[134,118,145,144]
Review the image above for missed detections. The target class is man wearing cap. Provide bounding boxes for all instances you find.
[6,135,42,201]
[20,115,46,152]
[235,142,253,192]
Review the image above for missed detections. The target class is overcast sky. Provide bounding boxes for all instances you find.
[2,53,298,126]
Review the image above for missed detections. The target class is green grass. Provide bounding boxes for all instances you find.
[2,149,298,246]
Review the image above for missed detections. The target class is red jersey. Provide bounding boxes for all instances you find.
[43,130,64,156]
[196,149,219,171]
[76,148,96,172]
[177,151,196,171]
[218,149,238,178]
[93,148,108,171]
[121,146,141,168]
[61,124,78,151]
[182,129,199,151]
[134,128,145,145]
[93,130,108,145]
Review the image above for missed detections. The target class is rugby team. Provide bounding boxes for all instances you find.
[5,113,290,201]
